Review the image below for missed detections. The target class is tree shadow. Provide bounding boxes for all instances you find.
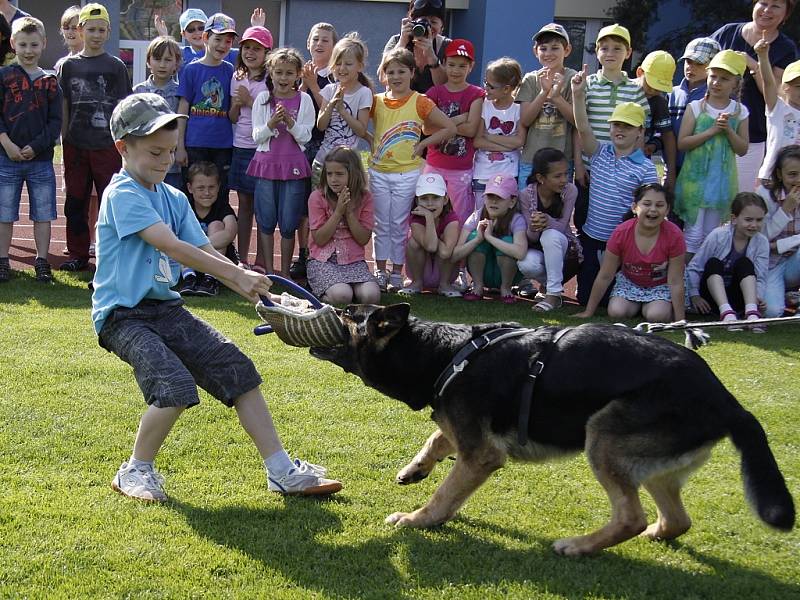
[172,499,799,599]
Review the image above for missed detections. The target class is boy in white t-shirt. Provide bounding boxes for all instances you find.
[755,33,800,187]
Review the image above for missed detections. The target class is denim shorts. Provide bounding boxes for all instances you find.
[0,155,57,222]
[98,299,262,409]
[228,146,258,195]
[254,178,307,237]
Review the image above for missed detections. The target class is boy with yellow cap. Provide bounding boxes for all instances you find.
[755,30,800,185]
[56,3,132,272]
[674,49,750,256]
[572,66,659,305]
[575,23,650,234]
[636,51,677,190]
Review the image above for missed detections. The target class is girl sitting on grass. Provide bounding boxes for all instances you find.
[577,183,686,322]
[307,146,380,304]
[452,173,527,303]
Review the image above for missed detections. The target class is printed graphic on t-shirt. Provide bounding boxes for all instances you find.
[68,74,116,129]
[534,101,565,137]
[624,259,667,284]
[374,120,421,162]
[1,72,58,122]
[783,112,800,143]
[326,99,355,146]
[438,100,467,157]
[191,77,226,117]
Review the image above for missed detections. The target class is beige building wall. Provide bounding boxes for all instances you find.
[556,0,615,19]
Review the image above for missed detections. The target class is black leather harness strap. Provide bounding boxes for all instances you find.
[517,327,573,445]
[433,327,531,399]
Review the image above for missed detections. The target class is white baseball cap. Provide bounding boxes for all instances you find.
[416,173,447,197]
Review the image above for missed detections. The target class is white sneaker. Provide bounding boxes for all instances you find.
[454,269,469,292]
[268,459,342,496]
[374,269,389,292]
[111,462,167,502]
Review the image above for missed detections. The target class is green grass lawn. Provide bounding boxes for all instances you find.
[1,273,798,599]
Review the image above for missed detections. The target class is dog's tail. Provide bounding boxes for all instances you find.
[727,403,795,531]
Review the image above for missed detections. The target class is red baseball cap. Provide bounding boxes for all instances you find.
[445,39,475,61]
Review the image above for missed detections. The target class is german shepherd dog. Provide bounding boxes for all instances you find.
[311,303,795,555]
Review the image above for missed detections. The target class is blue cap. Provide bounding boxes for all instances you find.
[179,8,207,32]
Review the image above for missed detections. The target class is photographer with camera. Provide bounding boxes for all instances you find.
[382,0,451,92]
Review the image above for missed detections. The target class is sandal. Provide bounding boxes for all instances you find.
[721,309,743,332]
[463,291,483,301]
[746,309,766,333]
[439,288,462,298]
[397,286,421,297]
[532,296,563,312]
[500,294,517,305]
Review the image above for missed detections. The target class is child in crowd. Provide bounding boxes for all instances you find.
[423,38,484,222]
[572,65,659,306]
[452,173,528,303]
[307,146,380,304]
[229,26,272,272]
[315,34,372,177]
[577,183,686,321]
[170,7,262,68]
[757,144,800,317]
[0,16,62,283]
[180,161,238,297]
[687,192,769,331]
[636,51,677,190]
[669,37,720,174]
[0,15,12,66]
[248,48,314,275]
[133,36,182,188]
[574,24,650,232]
[57,3,131,271]
[517,23,576,189]
[675,50,749,256]
[95,93,341,502]
[755,33,800,187]
[399,173,461,297]
[176,13,236,205]
[473,57,526,209]
[368,47,455,291]
[423,38,484,290]
[292,22,338,279]
[54,5,81,71]
[517,148,581,312]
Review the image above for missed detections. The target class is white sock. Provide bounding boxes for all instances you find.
[129,457,154,471]
[719,303,734,318]
[264,449,293,477]
[745,303,759,318]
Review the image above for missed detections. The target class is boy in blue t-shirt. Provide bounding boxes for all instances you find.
[95,93,342,502]
[176,13,236,204]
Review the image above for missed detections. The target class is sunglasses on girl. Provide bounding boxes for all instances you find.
[185,25,203,34]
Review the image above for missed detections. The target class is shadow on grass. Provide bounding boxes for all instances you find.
[172,499,799,599]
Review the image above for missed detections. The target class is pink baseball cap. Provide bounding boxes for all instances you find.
[484,173,518,200]
[241,26,273,50]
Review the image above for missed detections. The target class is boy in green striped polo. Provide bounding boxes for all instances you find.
[574,23,650,231]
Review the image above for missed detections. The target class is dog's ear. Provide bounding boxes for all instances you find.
[367,303,411,340]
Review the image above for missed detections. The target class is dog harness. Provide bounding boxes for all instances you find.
[433,326,574,446]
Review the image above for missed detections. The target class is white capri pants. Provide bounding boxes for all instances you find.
[736,141,765,194]
[684,208,723,254]
[369,168,420,265]
[517,228,569,294]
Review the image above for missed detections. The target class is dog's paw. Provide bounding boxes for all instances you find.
[553,536,597,556]
[639,520,690,541]
[385,512,414,527]
[395,462,430,485]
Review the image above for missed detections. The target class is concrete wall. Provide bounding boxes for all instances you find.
[555,0,615,20]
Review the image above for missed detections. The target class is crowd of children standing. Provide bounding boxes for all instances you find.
[2,0,800,326]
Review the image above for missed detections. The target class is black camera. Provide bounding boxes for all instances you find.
[411,18,431,38]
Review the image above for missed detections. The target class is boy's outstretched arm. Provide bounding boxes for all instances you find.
[571,65,598,156]
[138,222,271,303]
